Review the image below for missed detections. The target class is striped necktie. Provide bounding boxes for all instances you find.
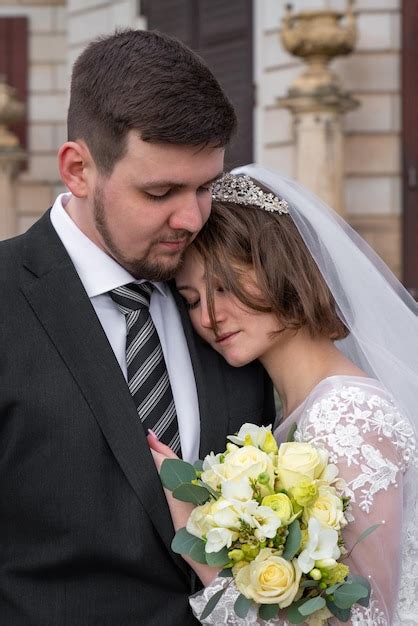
[110,282,181,455]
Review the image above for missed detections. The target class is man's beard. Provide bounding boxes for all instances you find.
[93,188,189,281]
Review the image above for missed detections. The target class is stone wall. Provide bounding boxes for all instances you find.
[0,0,67,234]
[254,0,402,275]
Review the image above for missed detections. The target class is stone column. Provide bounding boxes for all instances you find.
[279,1,358,215]
[0,77,25,240]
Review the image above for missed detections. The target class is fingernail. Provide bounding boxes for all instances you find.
[148,429,159,439]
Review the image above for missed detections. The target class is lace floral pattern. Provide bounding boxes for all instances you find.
[295,386,416,513]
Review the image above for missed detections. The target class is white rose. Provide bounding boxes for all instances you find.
[221,474,254,502]
[235,548,302,608]
[277,442,328,490]
[186,501,215,539]
[303,486,347,530]
[222,445,275,485]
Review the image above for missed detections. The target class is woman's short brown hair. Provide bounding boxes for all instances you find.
[192,185,348,340]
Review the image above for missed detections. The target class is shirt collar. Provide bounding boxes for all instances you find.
[50,193,168,299]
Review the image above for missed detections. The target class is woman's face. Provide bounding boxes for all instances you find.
[175,250,283,367]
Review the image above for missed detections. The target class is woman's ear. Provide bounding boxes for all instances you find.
[58,140,94,198]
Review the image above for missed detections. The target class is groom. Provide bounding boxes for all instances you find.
[0,29,274,625]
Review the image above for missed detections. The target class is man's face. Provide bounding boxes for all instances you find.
[72,133,224,280]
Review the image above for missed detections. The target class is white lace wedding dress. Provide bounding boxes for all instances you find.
[190,376,418,625]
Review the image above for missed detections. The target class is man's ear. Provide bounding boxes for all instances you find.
[58,140,94,198]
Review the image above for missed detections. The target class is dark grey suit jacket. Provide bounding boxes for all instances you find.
[0,211,275,625]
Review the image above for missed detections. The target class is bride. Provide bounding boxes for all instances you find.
[148,165,418,625]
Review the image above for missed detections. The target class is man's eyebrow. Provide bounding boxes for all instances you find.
[139,171,224,190]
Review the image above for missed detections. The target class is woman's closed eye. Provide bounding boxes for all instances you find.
[183,298,200,311]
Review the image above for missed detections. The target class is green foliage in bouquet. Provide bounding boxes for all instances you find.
[161,424,379,625]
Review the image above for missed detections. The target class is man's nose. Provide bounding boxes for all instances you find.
[169,195,205,234]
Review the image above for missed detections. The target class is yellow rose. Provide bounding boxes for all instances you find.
[235,548,302,608]
[261,494,294,524]
[303,486,347,530]
[277,443,328,490]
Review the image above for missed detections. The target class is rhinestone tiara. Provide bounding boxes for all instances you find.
[212,173,289,214]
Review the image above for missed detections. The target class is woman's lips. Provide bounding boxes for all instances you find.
[215,331,240,345]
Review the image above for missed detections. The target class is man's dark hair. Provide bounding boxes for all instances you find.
[67,29,237,174]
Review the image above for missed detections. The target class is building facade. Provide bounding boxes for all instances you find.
[0,0,416,292]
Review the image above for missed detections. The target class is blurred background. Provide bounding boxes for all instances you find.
[0,0,416,295]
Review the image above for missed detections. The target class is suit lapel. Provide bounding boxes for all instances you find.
[170,284,230,458]
[20,213,190,578]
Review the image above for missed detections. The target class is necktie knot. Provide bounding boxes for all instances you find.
[110,282,153,313]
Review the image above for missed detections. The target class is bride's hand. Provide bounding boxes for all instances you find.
[147,429,178,471]
[147,430,195,531]
[147,430,220,586]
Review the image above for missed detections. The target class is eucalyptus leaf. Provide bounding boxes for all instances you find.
[286,599,310,624]
[286,422,298,442]
[205,547,230,567]
[326,597,351,622]
[194,459,204,471]
[200,588,226,620]
[258,603,279,620]
[298,596,326,616]
[333,582,369,609]
[234,594,253,619]
[283,519,301,560]
[347,523,380,556]
[347,574,371,608]
[160,459,196,491]
[171,528,207,564]
[325,582,344,594]
[172,483,210,504]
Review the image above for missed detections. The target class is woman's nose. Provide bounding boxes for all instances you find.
[200,299,225,329]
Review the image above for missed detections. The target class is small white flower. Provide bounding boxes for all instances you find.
[298,518,340,574]
[205,527,237,553]
[228,423,273,448]
[252,505,281,541]
[202,451,223,471]
[238,501,281,541]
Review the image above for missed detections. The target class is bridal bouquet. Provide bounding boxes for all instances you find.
[161,424,376,624]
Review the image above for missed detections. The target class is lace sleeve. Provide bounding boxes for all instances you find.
[189,577,288,625]
[295,383,416,625]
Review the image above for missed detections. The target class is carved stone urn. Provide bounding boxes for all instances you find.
[281,1,357,100]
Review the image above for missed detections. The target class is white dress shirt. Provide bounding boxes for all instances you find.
[50,193,200,462]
